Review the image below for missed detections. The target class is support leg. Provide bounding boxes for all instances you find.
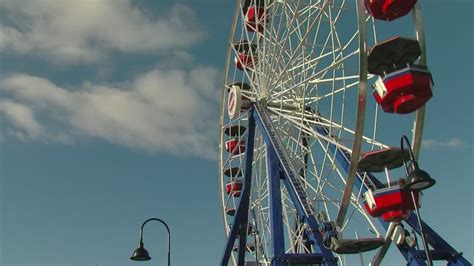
[221,110,256,266]
[266,144,286,266]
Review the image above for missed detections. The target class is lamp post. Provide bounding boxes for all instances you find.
[130,218,171,266]
[400,135,434,266]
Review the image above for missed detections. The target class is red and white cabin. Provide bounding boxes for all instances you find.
[368,37,433,114]
[363,185,420,222]
[226,179,243,197]
[359,147,421,222]
[234,53,257,71]
[225,138,246,155]
[245,6,267,33]
[373,66,433,114]
[365,0,417,21]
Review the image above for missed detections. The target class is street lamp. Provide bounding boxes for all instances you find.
[130,218,171,266]
[400,135,436,191]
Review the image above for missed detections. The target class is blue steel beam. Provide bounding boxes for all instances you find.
[279,175,337,261]
[253,106,338,266]
[221,109,256,266]
[266,144,286,266]
[405,216,471,266]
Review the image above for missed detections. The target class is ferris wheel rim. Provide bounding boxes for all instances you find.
[411,1,428,160]
[218,0,243,243]
[219,0,428,264]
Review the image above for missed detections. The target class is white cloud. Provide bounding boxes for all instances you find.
[0,67,221,159]
[0,0,205,63]
[422,138,466,150]
[0,99,43,140]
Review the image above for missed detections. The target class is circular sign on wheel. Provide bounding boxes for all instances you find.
[227,85,242,120]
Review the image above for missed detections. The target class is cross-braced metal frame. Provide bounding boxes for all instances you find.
[221,104,471,266]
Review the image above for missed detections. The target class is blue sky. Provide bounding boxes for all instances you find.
[0,1,472,265]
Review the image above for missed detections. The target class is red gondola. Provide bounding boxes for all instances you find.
[363,186,420,222]
[234,53,257,71]
[368,37,433,114]
[226,179,243,197]
[365,0,417,21]
[373,66,433,114]
[225,138,246,155]
[359,148,420,222]
[245,6,266,33]
[233,41,258,71]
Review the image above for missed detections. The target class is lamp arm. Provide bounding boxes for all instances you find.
[400,135,416,175]
[140,218,171,266]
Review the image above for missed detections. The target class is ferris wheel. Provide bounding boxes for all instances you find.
[218,1,471,265]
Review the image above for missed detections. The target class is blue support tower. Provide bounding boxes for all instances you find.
[254,104,338,266]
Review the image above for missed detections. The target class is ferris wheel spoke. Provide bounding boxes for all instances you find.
[269,107,388,150]
[266,1,329,93]
[268,50,359,102]
[304,16,361,85]
[307,150,348,211]
[271,67,359,106]
[281,194,298,253]
[270,50,342,95]
[327,2,351,138]
[341,201,381,238]
[268,109,351,151]
[261,2,286,93]
[267,2,360,108]
[304,80,358,106]
[310,140,350,198]
[262,36,352,94]
[260,1,297,88]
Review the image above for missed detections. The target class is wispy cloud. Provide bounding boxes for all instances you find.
[0,67,220,159]
[422,138,466,150]
[0,0,206,63]
[0,99,43,139]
